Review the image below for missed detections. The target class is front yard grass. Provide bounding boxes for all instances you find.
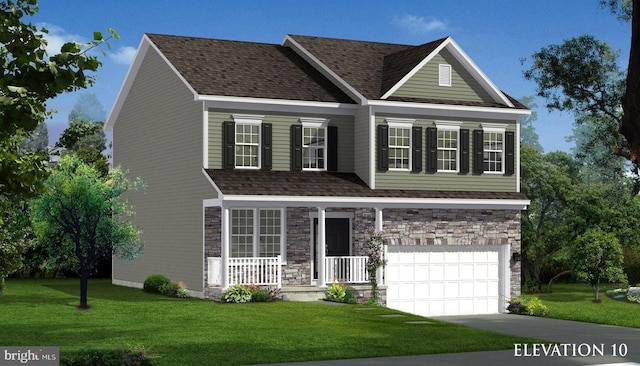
[523,283,640,328]
[1,278,537,365]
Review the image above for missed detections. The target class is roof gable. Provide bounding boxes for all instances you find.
[381,38,514,107]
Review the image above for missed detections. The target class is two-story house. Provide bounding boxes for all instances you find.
[106,33,530,317]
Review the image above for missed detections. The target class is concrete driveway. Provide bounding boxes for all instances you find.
[263,314,640,366]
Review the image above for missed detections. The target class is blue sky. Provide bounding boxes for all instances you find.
[30,0,630,153]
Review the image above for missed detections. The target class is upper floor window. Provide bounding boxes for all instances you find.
[301,118,329,170]
[439,64,452,87]
[235,123,260,168]
[388,126,410,170]
[386,119,414,171]
[435,121,462,172]
[481,124,506,173]
[222,115,271,171]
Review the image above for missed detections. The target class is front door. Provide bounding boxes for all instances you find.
[313,218,350,280]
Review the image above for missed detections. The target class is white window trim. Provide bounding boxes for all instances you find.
[300,118,330,171]
[232,114,264,170]
[481,123,507,174]
[386,118,414,172]
[439,64,452,87]
[434,121,462,173]
[230,208,286,262]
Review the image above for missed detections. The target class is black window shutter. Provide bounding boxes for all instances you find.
[426,127,437,173]
[411,126,422,173]
[459,129,469,174]
[505,131,515,176]
[473,129,484,174]
[327,125,338,172]
[377,124,388,172]
[290,124,302,171]
[261,123,272,171]
[222,121,235,170]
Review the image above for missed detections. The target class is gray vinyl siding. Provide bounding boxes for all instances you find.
[354,106,371,186]
[208,110,354,172]
[392,49,495,104]
[112,47,214,292]
[374,115,517,192]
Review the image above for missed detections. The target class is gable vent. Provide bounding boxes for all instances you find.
[439,64,452,87]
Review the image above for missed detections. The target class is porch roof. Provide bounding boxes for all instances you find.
[205,169,527,201]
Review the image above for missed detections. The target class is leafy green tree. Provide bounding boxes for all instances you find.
[0,0,118,286]
[30,155,143,309]
[54,93,109,176]
[520,145,574,288]
[1,0,118,200]
[523,0,640,171]
[18,122,49,153]
[518,96,543,153]
[55,120,109,176]
[68,93,106,124]
[570,228,627,301]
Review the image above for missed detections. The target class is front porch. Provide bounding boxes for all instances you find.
[206,255,377,289]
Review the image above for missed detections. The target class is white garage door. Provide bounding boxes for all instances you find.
[386,245,503,317]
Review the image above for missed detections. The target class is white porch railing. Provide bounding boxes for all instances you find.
[207,256,282,288]
[325,256,369,284]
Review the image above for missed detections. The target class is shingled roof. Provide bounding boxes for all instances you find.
[288,35,425,100]
[205,169,528,201]
[144,33,525,111]
[146,33,355,103]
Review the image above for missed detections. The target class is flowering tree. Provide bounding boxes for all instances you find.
[364,229,386,301]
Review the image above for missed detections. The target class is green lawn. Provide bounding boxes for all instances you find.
[523,283,640,328]
[0,278,537,365]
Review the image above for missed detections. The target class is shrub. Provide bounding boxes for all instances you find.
[250,288,271,302]
[159,282,180,297]
[366,297,384,307]
[527,297,550,317]
[326,282,346,302]
[143,274,171,294]
[176,287,190,298]
[62,345,158,366]
[266,286,282,301]
[507,297,549,317]
[344,287,357,304]
[222,284,252,303]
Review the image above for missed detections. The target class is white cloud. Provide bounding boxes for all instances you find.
[108,46,137,65]
[394,14,447,34]
[36,23,86,55]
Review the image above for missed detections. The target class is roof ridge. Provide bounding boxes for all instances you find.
[145,33,280,47]
[287,34,414,48]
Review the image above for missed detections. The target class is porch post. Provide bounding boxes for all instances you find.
[222,206,230,289]
[375,207,384,285]
[317,206,327,287]
[375,207,383,232]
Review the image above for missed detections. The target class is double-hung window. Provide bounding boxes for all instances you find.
[481,124,506,173]
[386,119,414,170]
[435,121,462,172]
[233,115,262,169]
[301,119,329,170]
[231,208,284,258]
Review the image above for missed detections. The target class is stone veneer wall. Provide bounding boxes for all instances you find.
[204,207,221,286]
[204,206,522,297]
[382,208,521,297]
[284,207,312,285]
